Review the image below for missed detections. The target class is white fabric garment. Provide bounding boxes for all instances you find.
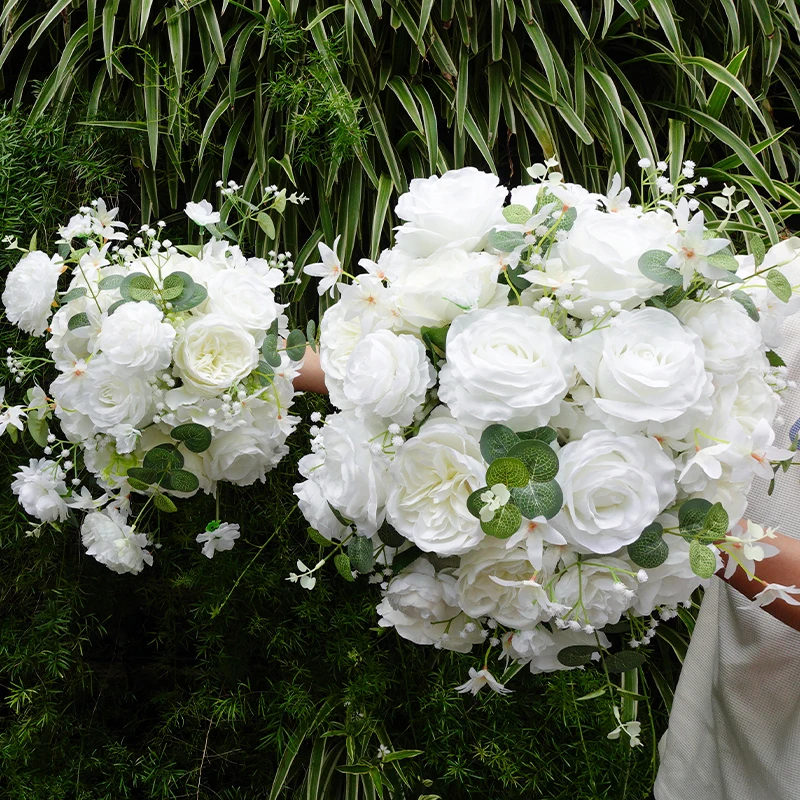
[655,269,800,800]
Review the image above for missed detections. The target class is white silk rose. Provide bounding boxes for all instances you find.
[573,307,713,437]
[11,458,70,522]
[674,297,764,383]
[386,410,485,556]
[505,627,611,673]
[96,301,176,372]
[391,249,507,330]
[439,306,574,431]
[79,356,155,432]
[394,167,507,258]
[81,509,153,575]
[343,330,435,425]
[172,314,259,398]
[297,411,390,537]
[2,250,63,336]
[555,430,676,554]
[293,479,350,542]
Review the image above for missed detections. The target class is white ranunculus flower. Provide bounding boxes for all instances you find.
[524,628,611,674]
[386,410,485,556]
[319,301,372,409]
[394,167,507,257]
[391,249,508,331]
[297,411,390,537]
[439,306,574,431]
[554,208,674,318]
[80,356,155,432]
[96,300,176,372]
[674,297,763,383]
[343,330,435,425]
[173,314,259,397]
[2,251,63,336]
[555,430,676,554]
[184,199,220,226]
[376,559,484,653]
[11,458,69,522]
[573,307,713,437]
[206,267,282,345]
[456,535,556,629]
[553,555,638,629]
[293,479,351,541]
[81,509,153,575]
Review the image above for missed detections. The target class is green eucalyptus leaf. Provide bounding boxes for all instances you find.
[162,469,200,493]
[638,250,683,286]
[306,319,317,352]
[517,426,558,444]
[766,350,786,368]
[142,444,184,471]
[689,539,717,579]
[627,522,669,569]
[556,645,599,667]
[703,502,729,538]
[67,312,90,330]
[26,413,49,448]
[98,274,125,290]
[154,493,178,513]
[161,272,185,300]
[107,299,132,315]
[766,269,792,303]
[502,204,532,225]
[508,439,559,482]
[679,498,713,536]
[389,545,424,575]
[286,329,307,361]
[262,333,282,368]
[604,650,646,673]
[170,422,213,453]
[257,211,276,239]
[510,479,563,521]
[377,520,406,548]
[488,229,526,252]
[126,467,158,486]
[731,289,760,321]
[485,457,529,488]
[480,424,520,463]
[347,535,374,573]
[60,286,87,303]
[420,324,449,356]
[334,552,355,581]
[126,273,156,301]
[307,527,333,547]
[706,251,738,272]
[467,487,489,520]
[170,282,207,312]
[480,502,522,538]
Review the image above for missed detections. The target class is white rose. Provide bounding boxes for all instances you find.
[96,300,176,372]
[343,330,435,425]
[386,410,485,556]
[573,307,713,437]
[81,509,153,575]
[675,297,763,382]
[297,411,390,536]
[206,267,283,345]
[173,314,259,397]
[439,306,574,431]
[555,430,676,554]
[391,249,508,330]
[80,356,155,432]
[377,559,483,653]
[523,628,611,674]
[11,458,69,522]
[2,250,63,336]
[555,209,674,318]
[553,555,638,629]
[456,535,556,629]
[294,479,350,541]
[394,167,507,257]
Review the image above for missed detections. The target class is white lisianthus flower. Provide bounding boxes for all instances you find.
[297,411,390,537]
[96,301,176,372]
[2,251,64,336]
[376,559,483,653]
[554,209,674,318]
[81,509,153,575]
[386,410,485,556]
[553,555,639,629]
[173,314,259,398]
[184,199,220,226]
[394,167,507,257]
[555,430,676,554]
[674,297,763,383]
[391,249,508,330]
[80,356,154,432]
[196,521,240,558]
[573,308,713,437]
[11,458,69,522]
[439,306,574,431]
[343,330,435,425]
[206,268,282,345]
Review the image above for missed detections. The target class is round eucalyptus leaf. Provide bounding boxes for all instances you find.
[479,424,520,463]
[679,498,713,535]
[604,650,646,673]
[556,645,599,668]
[485,457,529,488]
[510,479,563,521]
[143,444,185,472]
[689,539,717,579]
[334,553,355,582]
[467,487,489,520]
[347,535,374,573]
[170,422,213,453]
[508,439,559,482]
[627,523,669,569]
[480,503,522,538]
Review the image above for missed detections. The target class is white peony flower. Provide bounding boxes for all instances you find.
[391,249,508,330]
[553,209,673,318]
[297,411,390,537]
[439,306,574,431]
[573,307,713,437]
[81,509,153,575]
[674,297,763,383]
[184,200,220,226]
[293,479,351,541]
[172,314,259,398]
[555,430,676,554]
[11,458,69,522]
[394,167,507,257]
[196,521,240,558]
[342,330,435,425]
[96,300,176,373]
[386,410,485,556]
[2,251,63,336]
[80,356,154,432]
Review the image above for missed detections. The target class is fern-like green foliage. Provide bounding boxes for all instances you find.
[3,0,800,323]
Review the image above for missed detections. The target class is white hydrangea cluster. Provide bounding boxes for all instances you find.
[296,163,800,696]
[2,190,304,573]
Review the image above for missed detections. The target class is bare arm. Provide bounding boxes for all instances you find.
[720,529,800,632]
[293,344,329,395]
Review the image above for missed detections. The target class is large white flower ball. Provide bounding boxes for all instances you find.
[439,306,574,431]
[96,300,176,372]
[386,410,485,556]
[555,429,676,554]
[394,167,507,258]
[343,330,435,425]
[2,250,63,336]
